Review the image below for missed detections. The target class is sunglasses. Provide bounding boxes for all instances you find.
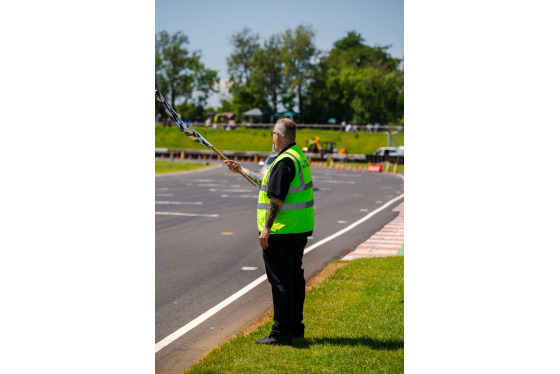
[270,131,277,136]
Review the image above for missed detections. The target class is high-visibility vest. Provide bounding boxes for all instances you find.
[257,145,314,234]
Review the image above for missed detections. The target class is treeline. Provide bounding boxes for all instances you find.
[155,26,403,125]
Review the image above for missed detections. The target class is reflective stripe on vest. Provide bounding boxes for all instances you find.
[257,145,314,234]
[257,200,314,210]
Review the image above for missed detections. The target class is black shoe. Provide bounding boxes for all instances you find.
[255,335,292,346]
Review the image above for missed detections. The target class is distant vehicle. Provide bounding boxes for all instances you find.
[373,147,398,156]
[366,146,404,164]
[259,153,278,175]
[372,146,404,159]
[301,137,347,158]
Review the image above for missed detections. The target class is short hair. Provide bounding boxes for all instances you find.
[275,118,296,141]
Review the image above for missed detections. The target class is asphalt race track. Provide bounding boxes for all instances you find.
[155,161,404,373]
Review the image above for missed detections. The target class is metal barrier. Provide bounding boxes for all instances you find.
[156,122,403,132]
[365,154,404,164]
[156,148,403,164]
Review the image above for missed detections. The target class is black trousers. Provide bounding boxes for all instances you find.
[262,234,307,337]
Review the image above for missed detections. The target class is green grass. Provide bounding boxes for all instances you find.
[155,160,215,174]
[156,125,404,155]
[186,257,404,374]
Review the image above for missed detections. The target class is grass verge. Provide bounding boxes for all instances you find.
[155,160,214,174]
[156,126,404,155]
[186,257,404,374]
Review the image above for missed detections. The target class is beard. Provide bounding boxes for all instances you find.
[272,142,277,152]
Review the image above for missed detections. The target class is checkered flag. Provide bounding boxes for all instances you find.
[155,90,214,148]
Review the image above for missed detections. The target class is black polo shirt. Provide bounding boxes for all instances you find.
[266,143,296,202]
[266,143,313,237]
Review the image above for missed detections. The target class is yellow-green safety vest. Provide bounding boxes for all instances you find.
[257,145,314,234]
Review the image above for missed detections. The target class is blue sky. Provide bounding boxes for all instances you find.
[155,0,403,107]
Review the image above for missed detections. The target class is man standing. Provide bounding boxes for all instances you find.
[224,118,314,346]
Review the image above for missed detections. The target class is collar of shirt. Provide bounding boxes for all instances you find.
[277,143,296,156]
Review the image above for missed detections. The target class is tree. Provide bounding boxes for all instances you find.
[281,25,317,123]
[155,30,218,108]
[250,34,284,113]
[222,27,404,125]
[226,28,264,118]
[226,27,260,90]
[225,26,317,121]
[306,31,403,125]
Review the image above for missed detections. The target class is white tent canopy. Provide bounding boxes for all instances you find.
[242,108,264,116]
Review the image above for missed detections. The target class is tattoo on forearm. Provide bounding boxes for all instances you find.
[265,201,281,229]
[246,170,263,186]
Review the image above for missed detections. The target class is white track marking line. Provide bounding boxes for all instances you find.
[316,180,355,184]
[155,166,218,177]
[221,194,258,198]
[192,179,230,183]
[155,193,404,354]
[209,189,254,193]
[358,243,403,248]
[155,212,219,218]
[365,239,404,244]
[155,274,267,353]
[348,249,399,256]
[155,201,203,205]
